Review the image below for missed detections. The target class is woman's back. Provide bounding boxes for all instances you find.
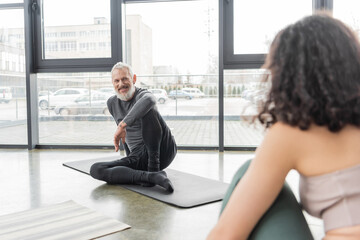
[284,124,360,239]
[293,125,360,176]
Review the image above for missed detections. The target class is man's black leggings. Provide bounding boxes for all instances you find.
[90,109,177,185]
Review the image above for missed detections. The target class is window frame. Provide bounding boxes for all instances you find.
[0,0,335,150]
[0,2,29,148]
[223,0,265,69]
[222,0,333,70]
[32,0,122,73]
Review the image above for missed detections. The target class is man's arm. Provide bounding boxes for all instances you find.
[122,90,156,127]
[107,96,126,151]
[114,121,127,152]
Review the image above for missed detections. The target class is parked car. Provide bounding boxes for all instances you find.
[168,90,192,100]
[98,87,115,95]
[38,88,89,110]
[0,87,12,103]
[148,89,168,104]
[181,88,205,98]
[38,90,53,97]
[54,91,111,115]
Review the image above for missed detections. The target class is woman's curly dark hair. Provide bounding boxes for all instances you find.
[258,13,360,132]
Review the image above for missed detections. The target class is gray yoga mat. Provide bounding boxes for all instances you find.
[63,156,229,208]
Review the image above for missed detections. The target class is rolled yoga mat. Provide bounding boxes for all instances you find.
[0,200,130,240]
[63,156,229,208]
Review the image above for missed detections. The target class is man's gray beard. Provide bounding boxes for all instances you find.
[115,85,135,101]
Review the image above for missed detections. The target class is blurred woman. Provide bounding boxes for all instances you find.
[207,13,360,240]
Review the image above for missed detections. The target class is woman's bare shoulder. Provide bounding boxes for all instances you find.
[266,122,307,140]
[254,122,304,169]
[260,122,313,165]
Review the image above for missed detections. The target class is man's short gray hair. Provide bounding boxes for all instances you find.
[111,62,134,79]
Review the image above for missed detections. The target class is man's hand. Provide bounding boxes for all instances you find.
[114,121,127,152]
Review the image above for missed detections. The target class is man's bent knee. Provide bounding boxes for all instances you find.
[90,162,107,180]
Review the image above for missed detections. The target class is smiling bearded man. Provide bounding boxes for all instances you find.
[113,67,136,101]
[89,62,177,192]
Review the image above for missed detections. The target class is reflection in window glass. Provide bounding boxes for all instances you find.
[41,0,111,59]
[233,0,312,54]
[333,0,360,38]
[224,69,269,147]
[0,9,27,144]
[125,0,219,147]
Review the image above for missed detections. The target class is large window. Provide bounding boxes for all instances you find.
[224,69,267,147]
[125,0,219,147]
[3,0,352,149]
[34,0,219,147]
[37,72,114,145]
[34,0,121,72]
[233,0,312,54]
[41,0,111,59]
[0,8,27,145]
[224,0,313,68]
[222,0,312,149]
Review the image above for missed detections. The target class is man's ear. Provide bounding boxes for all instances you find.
[133,74,137,84]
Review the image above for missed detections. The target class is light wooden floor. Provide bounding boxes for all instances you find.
[0,149,323,239]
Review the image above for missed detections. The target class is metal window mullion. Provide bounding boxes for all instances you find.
[219,0,225,152]
[313,0,333,12]
[33,0,43,72]
[111,0,122,62]
[24,0,39,149]
[223,0,233,63]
